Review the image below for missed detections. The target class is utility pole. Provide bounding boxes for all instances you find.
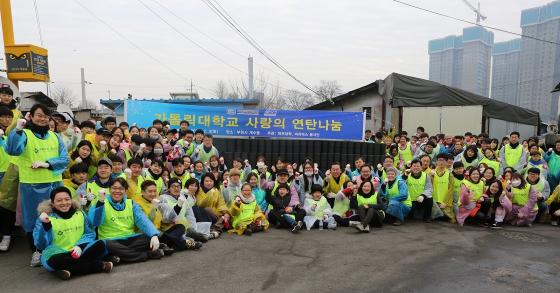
[0,0,16,86]
[80,67,87,109]
[248,56,254,101]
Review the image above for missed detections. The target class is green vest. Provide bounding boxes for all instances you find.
[504,144,523,168]
[462,179,484,202]
[19,129,61,183]
[86,181,109,206]
[453,176,462,203]
[357,193,378,207]
[399,143,413,164]
[433,170,450,203]
[528,178,545,193]
[49,211,85,251]
[305,197,329,219]
[171,171,191,188]
[97,199,136,240]
[232,200,257,228]
[144,173,164,195]
[0,135,11,173]
[196,145,218,163]
[511,184,536,210]
[387,179,411,207]
[406,172,427,201]
[479,158,499,175]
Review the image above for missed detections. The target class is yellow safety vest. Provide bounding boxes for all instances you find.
[19,129,61,183]
[86,180,109,206]
[462,179,484,202]
[305,197,329,219]
[0,135,11,173]
[479,158,500,175]
[399,143,414,164]
[49,211,85,251]
[232,200,257,228]
[511,184,533,207]
[433,170,450,203]
[97,199,136,240]
[387,179,411,207]
[504,144,523,168]
[406,172,427,201]
[357,193,378,207]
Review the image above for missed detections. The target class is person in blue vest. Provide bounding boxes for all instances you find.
[33,186,113,280]
[499,131,527,173]
[5,104,69,266]
[379,167,410,226]
[88,177,164,263]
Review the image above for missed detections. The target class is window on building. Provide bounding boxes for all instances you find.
[363,107,372,120]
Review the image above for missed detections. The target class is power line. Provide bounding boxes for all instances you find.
[200,0,321,96]
[73,0,213,92]
[31,0,44,46]
[393,0,560,46]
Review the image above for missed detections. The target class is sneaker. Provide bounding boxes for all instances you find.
[243,228,253,236]
[208,230,221,239]
[363,225,370,233]
[552,221,558,226]
[185,239,203,250]
[101,261,113,273]
[53,270,71,280]
[291,221,303,233]
[348,221,360,228]
[354,223,364,232]
[0,236,10,252]
[30,251,42,267]
[490,222,503,229]
[392,220,403,226]
[159,243,174,256]
[148,249,164,259]
[106,255,121,265]
[186,228,208,243]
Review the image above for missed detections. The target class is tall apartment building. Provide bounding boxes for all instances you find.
[491,39,521,105]
[429,27,494,97]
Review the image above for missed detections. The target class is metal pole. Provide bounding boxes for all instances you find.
[81,67,86,108]
[0,0,17,86]
[248,56,254,100]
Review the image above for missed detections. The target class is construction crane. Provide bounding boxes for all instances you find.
[461,0,487,24]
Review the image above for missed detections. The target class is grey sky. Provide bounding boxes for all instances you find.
[4,0,554,104]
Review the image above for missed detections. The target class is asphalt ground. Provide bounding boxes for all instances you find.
[1,222,559,293]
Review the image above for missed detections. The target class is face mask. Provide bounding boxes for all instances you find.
[304,171,313,177]
[154,148,164,155]
[512,180,521,188]
[150,135,160,140]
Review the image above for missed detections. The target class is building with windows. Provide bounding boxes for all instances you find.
[491,38,521,105]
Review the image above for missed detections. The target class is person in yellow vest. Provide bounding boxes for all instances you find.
[349,181,384,232]
[63,163,89,202]
[52,112,81,154]
[432,153,455,222]
[136,180,202,251]
[196,173,230,233]
[404,159,434,222]
[525,168,550,223]
[170,157,190,188]
[142,159,167,196]
[504,173,538,226]
[33,187,113,280]
[323,162,350,208]
[523,151,548,179]
[546,184,560,226]
[454,145,480,170]
[379,167,410,226]
[302,184,336,230]
[77,158,116,210]
[397,135,414,166]
[0,106,13,182]
[86,127,112,164]
[499,131,527,173]
[177,130,195,157]
[107,153,126,179]
[222,168,243,207]
[125,157,144,201]
[191,134,220,165]
[480,148,500,177]
[67,140,96,179]
[6,104,69,266]
[229,183,269,235]
[89,177,164,263]
[456,167,490,226]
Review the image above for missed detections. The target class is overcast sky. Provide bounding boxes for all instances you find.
[3,0,555,105]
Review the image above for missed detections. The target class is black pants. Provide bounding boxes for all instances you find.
[410,196,433,220]
[0,206,15,236]
[465,198,492,225]
[333,214,360,227]
[550,202,560,221]
[357,206,384,227]
[192,206,214,223]
[106,235,150,263]
[160,225,186,251]
[47,240,106,274]
[267,209,305,228]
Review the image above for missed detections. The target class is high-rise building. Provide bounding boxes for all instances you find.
[491,39,521,105]
[428,27,494,97]
[518,1,560,122]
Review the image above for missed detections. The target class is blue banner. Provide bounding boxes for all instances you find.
[125,100,364,140]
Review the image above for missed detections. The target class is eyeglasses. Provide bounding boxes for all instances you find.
[110,186,125,191]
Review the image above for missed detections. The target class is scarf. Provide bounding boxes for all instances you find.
[201,185,213,193]
[53,206,76,219]
[148,168,161,180]
[509,142,520,149]
[240,193,256,204]
[1,99,16,110]
[26,120,49,136]
[453,172,464,181]
[411,172,422,179]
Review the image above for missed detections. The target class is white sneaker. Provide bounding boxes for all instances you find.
[349,221,360,228]
[363,225,370,233]
[0,236,10,251]
[551,221,558,226]
[354,223,364,232]
[30,251,42,267]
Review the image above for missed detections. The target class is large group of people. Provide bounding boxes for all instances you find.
[0,85,559,280]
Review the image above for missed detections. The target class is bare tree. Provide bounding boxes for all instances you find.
[213,80,228,98]
[314,80,343,101]
[282,89,319,110]
[51,86,77,107]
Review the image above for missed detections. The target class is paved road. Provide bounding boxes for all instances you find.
[1,222,559,293]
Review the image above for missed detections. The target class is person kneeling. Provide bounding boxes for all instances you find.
[34,187,112,280]
[229,183,269,235]
[266,183,305,233]
[349,181,384,232]
[88,178,163,263]
[303,184,336,231]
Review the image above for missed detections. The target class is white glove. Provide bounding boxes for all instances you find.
[124,168,132,178]
[71,246,82,259]
[98,189,106,202]
[417,196,424,203]
[345,164,351,171]
[548,148,553,153]
[74,157,83,164]
[377,163,382,170]
[430,170,435,176]
[244,159,250,167]
[24,112,32,120]
[39,212,50,223]
[219,157,225,165]
[32,161,49,169]
[384,178,389,184]
[162,138,168,144]
[235,196,242,205]
[100,140,107,152]
[0,129,4,137]
[150,235,160,252]
[80,197,88,206]
[151,198,160,205]
[73,127,81,136]
[110,149,117,154]
[16,118,26,130]
[177,195,187,207]
[311,204,317,211]
[138,143,146,153]
[86,193,95,201]
[554,210,560,217]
